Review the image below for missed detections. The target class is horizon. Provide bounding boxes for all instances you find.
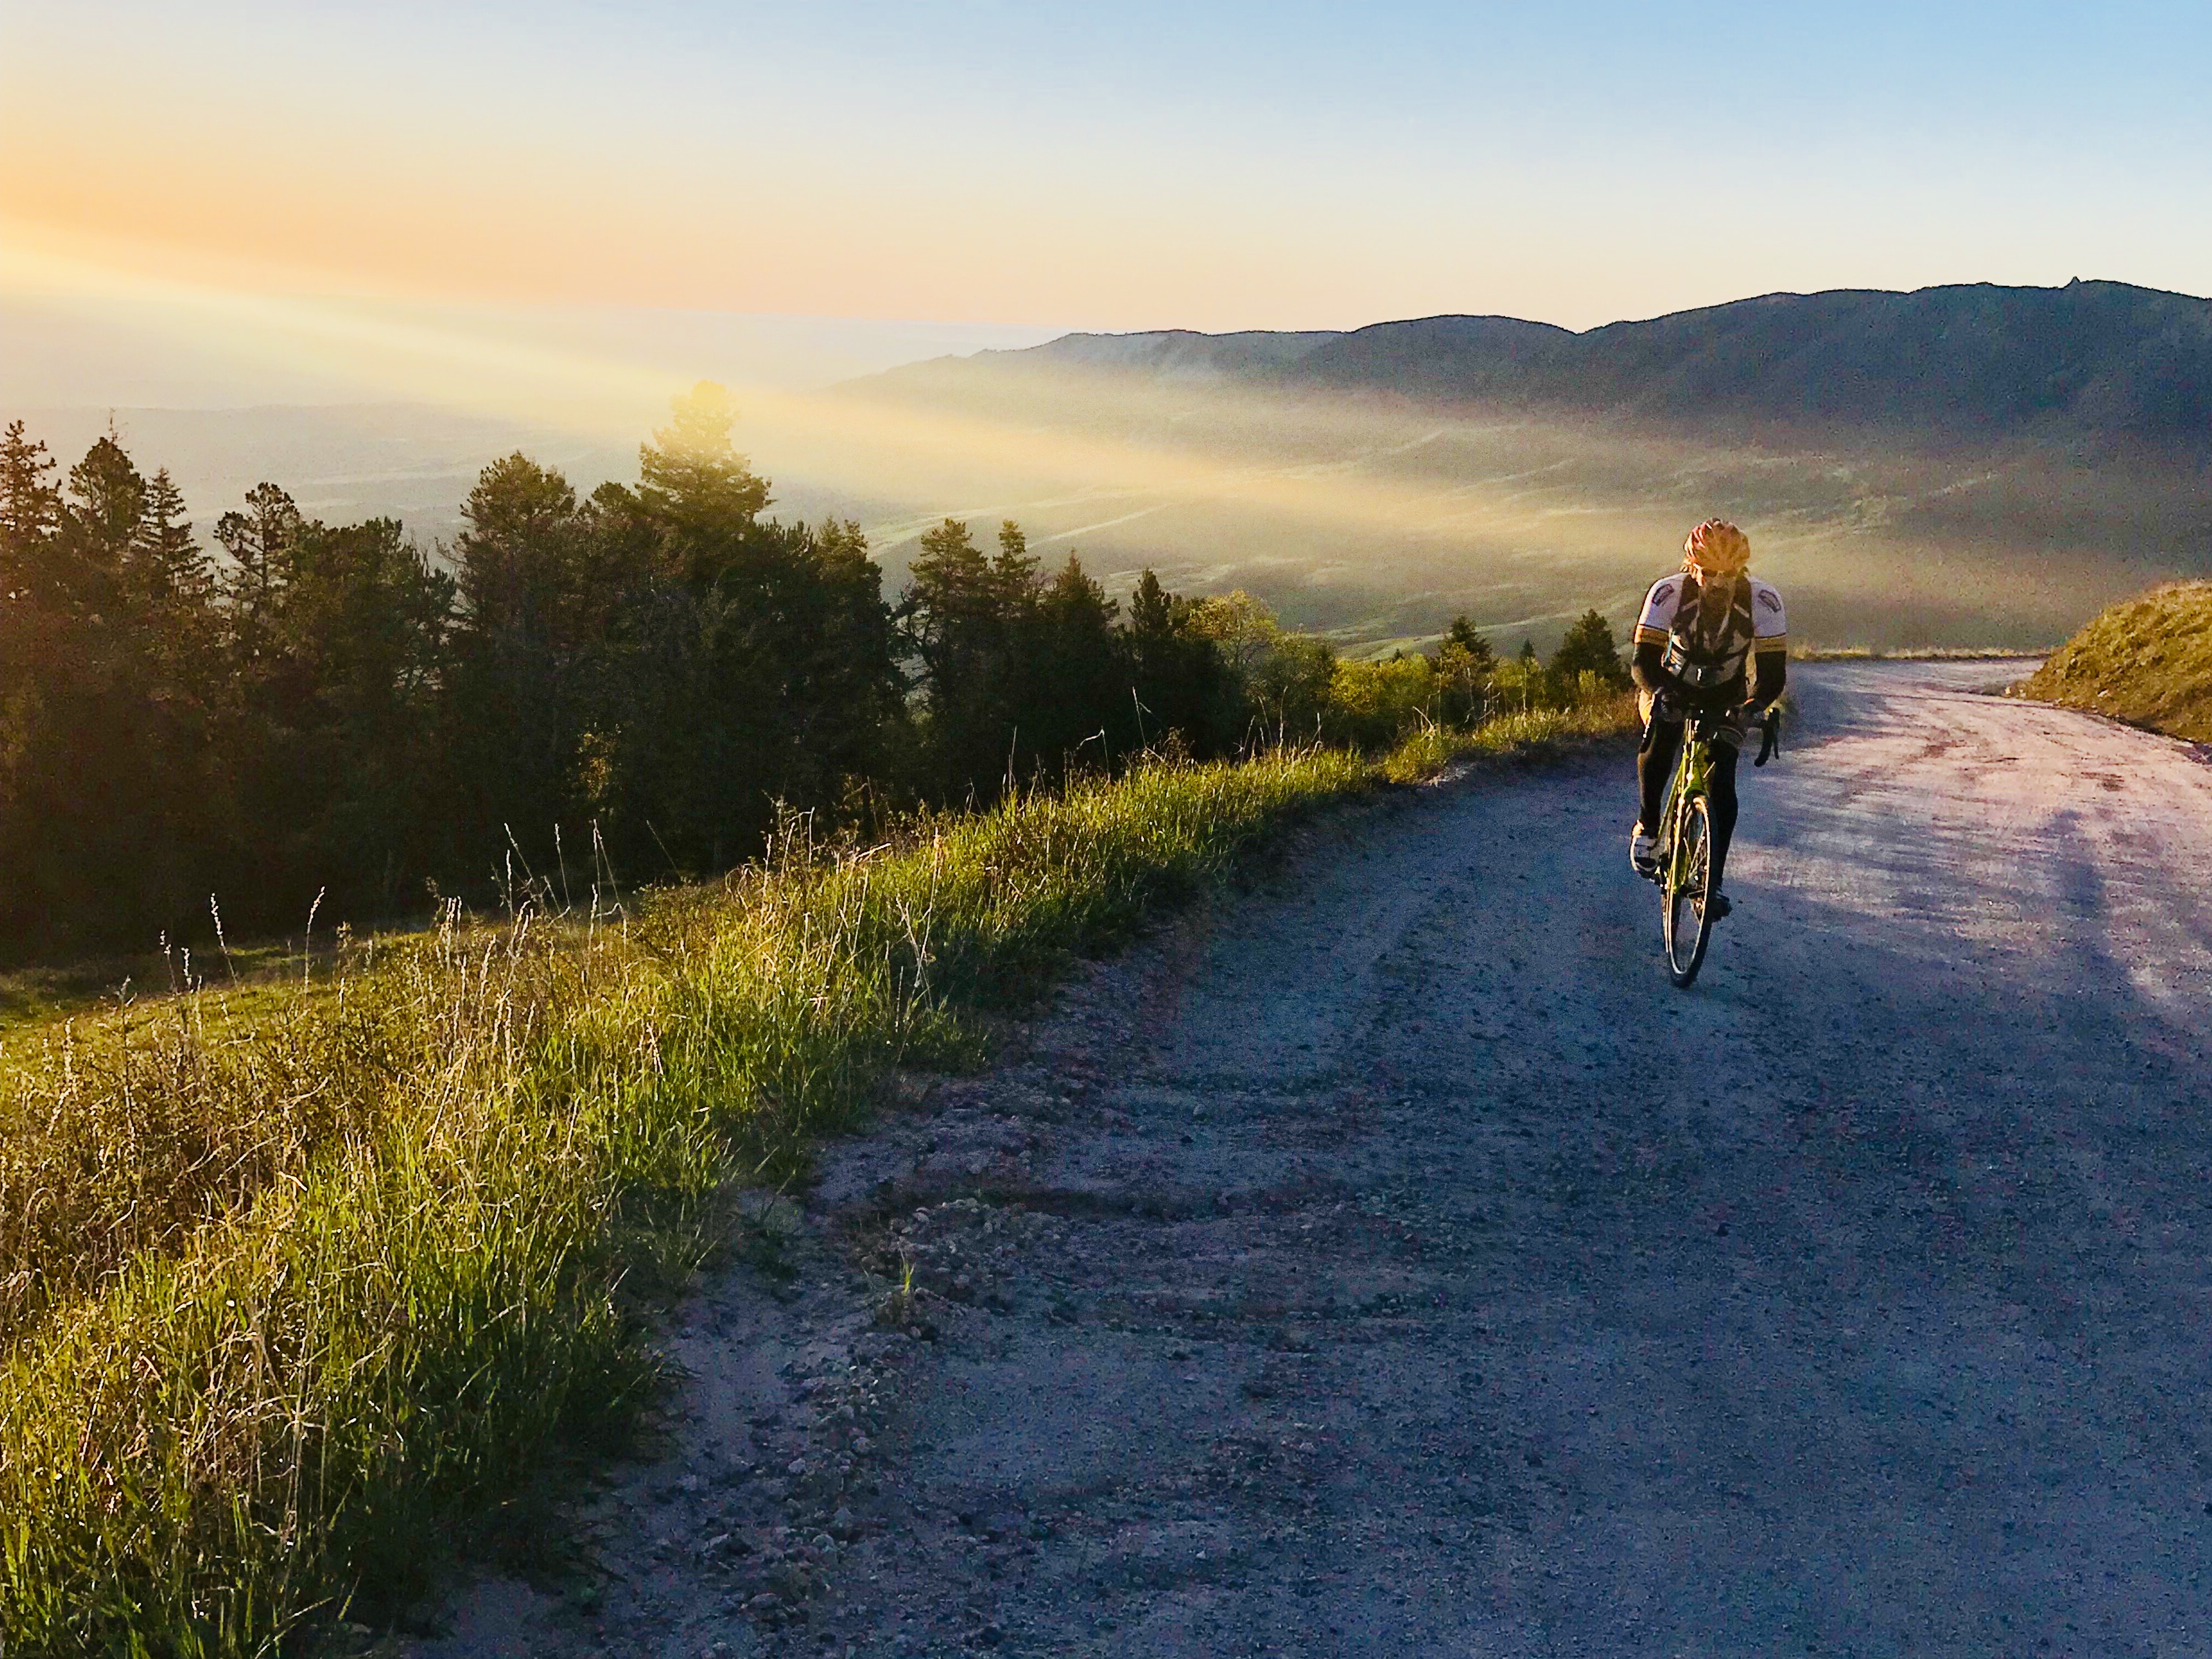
[8,271,2204,420]
[8,1,2211,420]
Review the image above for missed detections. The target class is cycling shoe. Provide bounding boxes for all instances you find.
[1629,823,1658,878]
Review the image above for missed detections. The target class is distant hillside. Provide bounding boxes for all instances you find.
[2018,582,2212,742]
[884,280,2212,454]
[1014,329,1340,381]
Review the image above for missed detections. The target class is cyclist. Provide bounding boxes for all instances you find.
[1626,519,1787,917]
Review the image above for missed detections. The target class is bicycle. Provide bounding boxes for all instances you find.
[1649,704,1779,987]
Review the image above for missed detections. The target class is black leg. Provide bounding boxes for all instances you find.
[1637,718,1683,831]
[1706,743,1741,888]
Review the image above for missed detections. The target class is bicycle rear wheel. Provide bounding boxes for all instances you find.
[1662,793,1715,987]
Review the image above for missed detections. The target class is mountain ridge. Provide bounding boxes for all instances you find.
[866,279,2212,454]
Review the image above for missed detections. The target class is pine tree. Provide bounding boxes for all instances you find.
[216,482,305,636]
[1129,569,1175,640]
[1125,569,1230,755]
[904,517,1034,797]
[64,434,148,587]
[634,381,770,540]
[577,387,898,873]
[1030,552,1123,774]
[128,469,213,611]
[443,454,603,858]
[1442,613,1497,673]
[0,421,60,599]
[992,520,1040,608]
[1549,608,1632,696]
[1434,613,1498,726]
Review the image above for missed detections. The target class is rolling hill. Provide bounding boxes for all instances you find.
[922,280,2212,453]
[836,280,2212,653]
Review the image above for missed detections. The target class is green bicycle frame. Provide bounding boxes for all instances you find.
[1664,723,1715,879]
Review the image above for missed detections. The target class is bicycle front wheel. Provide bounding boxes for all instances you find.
[1662,793,1714,988]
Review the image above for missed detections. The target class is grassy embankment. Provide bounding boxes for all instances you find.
[0,699,1629,1654]
[2016,580,2212,743]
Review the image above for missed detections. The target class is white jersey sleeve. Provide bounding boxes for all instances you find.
[1750,577,1787,653]
[1633,575,1684,647]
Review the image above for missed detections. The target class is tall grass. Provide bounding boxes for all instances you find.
[1376,696,1638,784]
[0,697,1646,1651]
[0,745,1420,1653]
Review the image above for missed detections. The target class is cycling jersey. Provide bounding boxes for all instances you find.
[1629,571,1788,738]
[1633,574,1788,658]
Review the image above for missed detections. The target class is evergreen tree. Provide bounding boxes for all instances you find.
[1434,613,1498,726]
[634,381,771,544]
[0,433,235,949]
[585,388,896,871]
[60,434,147,608]
[991,520,1040,612]
[128,469,214,613]
[1126,568,1231,755]
[444,454,613,861]
[0,421,61,601]
[216,483,306,670]
[1029,552,1125,774]
[1443,614,1497,669]
[904,517,1038,797]
[1549,608,1632,697]
[121,469,228,931]
[236,513,455,916]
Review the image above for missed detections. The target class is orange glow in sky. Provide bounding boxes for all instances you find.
[7,1,2208,342]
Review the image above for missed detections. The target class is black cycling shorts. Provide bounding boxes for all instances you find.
[1638,690,1748,748]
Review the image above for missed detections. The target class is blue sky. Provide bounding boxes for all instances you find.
[4,0,2207,338]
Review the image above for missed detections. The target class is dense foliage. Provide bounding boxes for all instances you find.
[0,387,1626,961]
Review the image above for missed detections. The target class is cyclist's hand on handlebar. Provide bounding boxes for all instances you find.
[1753,707,1782,766]
[1651,686,1685,724]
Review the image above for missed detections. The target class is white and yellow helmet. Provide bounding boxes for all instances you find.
[1682,518,1751,577]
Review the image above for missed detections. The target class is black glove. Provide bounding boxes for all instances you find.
[1651,686,1684,725]
[1753,708,1781,766]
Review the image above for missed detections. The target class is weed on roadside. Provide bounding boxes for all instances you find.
[0,746,1381,1652]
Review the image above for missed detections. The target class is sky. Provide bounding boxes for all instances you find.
[4,0,2211,409]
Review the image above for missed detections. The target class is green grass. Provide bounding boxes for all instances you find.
[2016,581,2212,743]
[0,712,1633,1654]
[1375,697,1638,784]
[0,941,315,1045]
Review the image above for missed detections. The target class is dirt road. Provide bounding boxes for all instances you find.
[421,662,2212,1657]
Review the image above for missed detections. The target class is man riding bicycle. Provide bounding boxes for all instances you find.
[1627,520,1787,918]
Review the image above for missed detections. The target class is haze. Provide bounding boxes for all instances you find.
[10,1,2212,337]
[4,1,2209,650]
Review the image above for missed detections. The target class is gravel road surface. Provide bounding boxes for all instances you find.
[419,661,2212,1658]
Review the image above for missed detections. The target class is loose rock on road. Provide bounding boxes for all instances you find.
[423,661,2212,1657]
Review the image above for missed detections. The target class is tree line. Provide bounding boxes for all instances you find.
[0,385,1628,961]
